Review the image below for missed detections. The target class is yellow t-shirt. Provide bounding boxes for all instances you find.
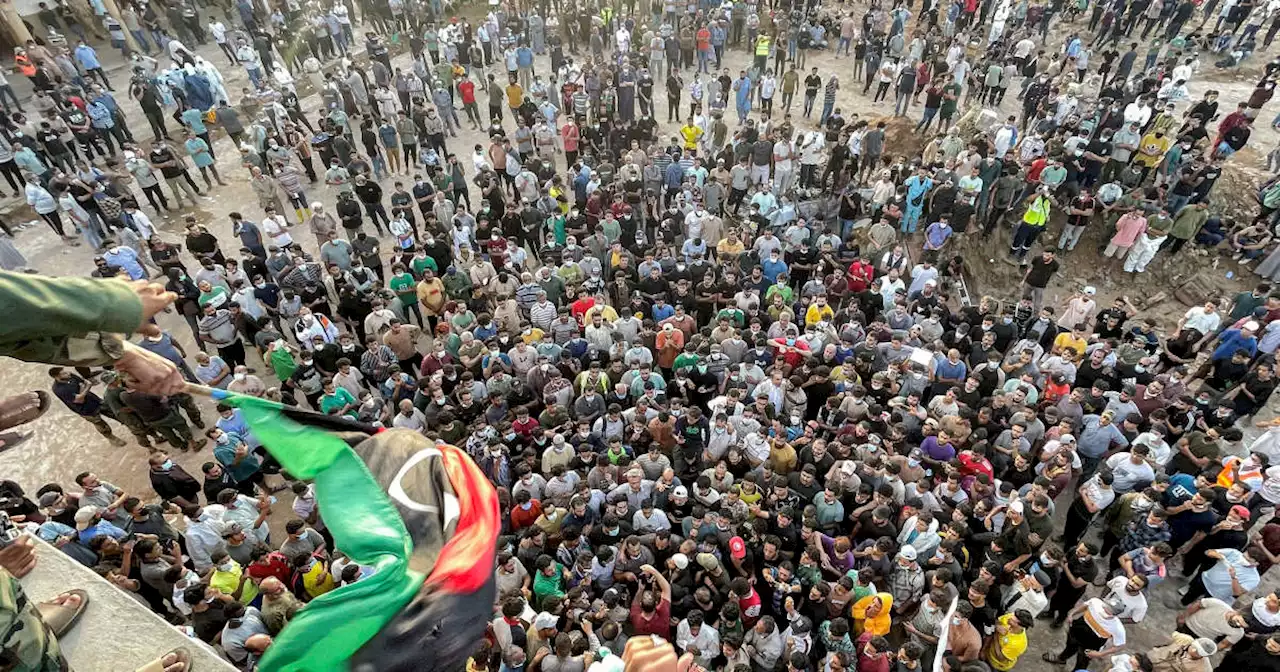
[1133,133,1171,167]
[717,238,745,258]
[506,84,524,108]
[680,125,704,150]
[805,304,834,326]
[1053,332,1087,357]
[301,560,336,598]
[210,563,258,604]
[987,614,1027,671]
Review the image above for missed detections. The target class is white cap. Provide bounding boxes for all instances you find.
[898,545,918,561]
[533,612,558,630]
[1083,286,1097,295]
[671,553,690,570]
[1245,321,1260,331]
[1060,434,1076,443]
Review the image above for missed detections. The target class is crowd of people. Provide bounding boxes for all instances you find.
[7,0,1280,669]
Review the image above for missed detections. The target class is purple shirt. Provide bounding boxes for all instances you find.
[921,436,956,462]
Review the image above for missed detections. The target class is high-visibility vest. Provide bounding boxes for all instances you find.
[755,35,771,56]
[14,54,35,77]
[1022,196,1051,226]
[1218,456,1263,489]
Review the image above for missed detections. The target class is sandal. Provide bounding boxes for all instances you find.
[135,647,191,672]
[134,645,189,670]
[34,589,89,638]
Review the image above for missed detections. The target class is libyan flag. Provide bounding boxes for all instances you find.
[226,394,500,671]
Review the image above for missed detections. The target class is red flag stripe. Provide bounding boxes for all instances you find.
[424,443,500,594]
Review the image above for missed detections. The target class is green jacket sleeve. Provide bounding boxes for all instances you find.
[0,272,144,365]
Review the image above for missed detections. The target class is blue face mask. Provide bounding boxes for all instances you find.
[160,460,174,470]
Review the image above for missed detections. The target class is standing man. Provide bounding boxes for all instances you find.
[50,367,127,446]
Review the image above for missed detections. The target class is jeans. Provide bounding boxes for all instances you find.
[837,36,851,55]
[916,107,939,131]
[246,66,262,88]
[1057,223,1086,250]
[1167,192,1191,215]
[819,99,834,125]
[803,93,816,117]
[130,30,152,53]
[894,91,911,116]
[698,49,710,73]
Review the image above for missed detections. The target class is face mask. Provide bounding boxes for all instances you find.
[160,459,173,470]
[233,372,246,381]
[218,562,235,572]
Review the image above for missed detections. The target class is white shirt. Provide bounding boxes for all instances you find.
[1083,598,1127,646]
[1123,102,1152,127]
[210,21,227,43]
[676,621,721,667]
[262,215,292,247]
[1104,576,1149,622]
[1132,432,1171,466]
[1104,453,1155,492]
[1182,306,1222,334]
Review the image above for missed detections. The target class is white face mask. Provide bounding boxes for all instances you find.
[233,372,246,381]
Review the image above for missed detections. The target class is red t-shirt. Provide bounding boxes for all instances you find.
[630,598,671,638]
[458,80,476,105]
[561,123,579,152]
[847,261,875,293]
[737,588,763,627]
[510,499,543,530]
[1027,158,1047,183]
[245,552,292,585]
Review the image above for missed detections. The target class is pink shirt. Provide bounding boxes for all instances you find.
[1112,213,1148,246]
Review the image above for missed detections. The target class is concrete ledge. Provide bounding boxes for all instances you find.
[19,536,236,672]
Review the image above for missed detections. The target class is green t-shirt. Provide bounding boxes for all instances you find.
[410,255,438,278]
[198,285,229,308]
[940,83,961,116]
[674,352,701,371]
[718,307,745,327]
[765,284,794,304]
[390,272,418,305]
[549,214,566,245]
[320,388,357,416]
[532,563,566,603]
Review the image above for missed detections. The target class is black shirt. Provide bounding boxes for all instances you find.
[151,147,184,179]
[191,604,229,643]
[1024,256,1059,288]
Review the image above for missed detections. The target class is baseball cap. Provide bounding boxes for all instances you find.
[898,544,918,561]
[671,553,690,570]
[74,505,98,530]
[673,485,688,498]
[729,536,746,559]
[38,492,61,508]
[1231,505,1252,521]
[533,612,558,630]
